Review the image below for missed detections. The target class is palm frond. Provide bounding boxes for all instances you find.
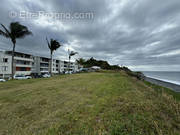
[0,29,9,38]
[0,24,10,37]
[70,51,78,56]
[46,37,51,50]
[47,38,61,52]
[10,22,32,38]
[52,40,62,51]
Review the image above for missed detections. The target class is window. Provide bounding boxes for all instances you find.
[2,66,8,71]
[3,58,8,63]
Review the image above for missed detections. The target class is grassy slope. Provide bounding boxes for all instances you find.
[0,71,179,135]
[144,81,180,101]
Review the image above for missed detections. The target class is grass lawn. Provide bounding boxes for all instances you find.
[0,71,179,135]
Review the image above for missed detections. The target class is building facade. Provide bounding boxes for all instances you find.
[0,51,79,78]
[0,51,33,78]
[32,56,50,75]
[0,51,12,78]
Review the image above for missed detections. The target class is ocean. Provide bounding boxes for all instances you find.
[142,71,180,85]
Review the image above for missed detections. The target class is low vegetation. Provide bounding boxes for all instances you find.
[0,71,179,135]
[145,81,180,101]
[76,57,122,70]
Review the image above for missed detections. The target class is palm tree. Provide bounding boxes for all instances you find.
[76,58,85,69]
[68,50,78,73]
[46,38,62,75]
[0,22,32,79]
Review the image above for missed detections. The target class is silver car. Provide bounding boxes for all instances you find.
[0,79,6,82]
[14,75,27,80]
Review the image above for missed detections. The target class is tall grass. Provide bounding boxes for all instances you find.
[0,71,179,135]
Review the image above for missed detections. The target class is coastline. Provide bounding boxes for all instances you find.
[145,77,180,92]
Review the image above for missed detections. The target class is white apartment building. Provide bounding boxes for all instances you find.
[0,51,79,78]
[52,60,78,74]
[0,51,12,78]
[63,61,78,72]
[32,57,67,75]
[52,59,60,74]
[32,56,50,75]
[0,51,33,78]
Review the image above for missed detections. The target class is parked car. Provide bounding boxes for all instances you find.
[25,75,32,79]
[42,74,51,78]
[65,71,73,74]
[14,75,27,80]
[34,75,43,78]
[0,79,6,82]
[79,68,89,72]
[30,73,43,78]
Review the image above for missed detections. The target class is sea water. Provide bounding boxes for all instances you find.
[143,71,180,85]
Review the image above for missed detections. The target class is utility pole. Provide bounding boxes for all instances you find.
[68,49,71,74]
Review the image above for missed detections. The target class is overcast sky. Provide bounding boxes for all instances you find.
[0,0,180,71]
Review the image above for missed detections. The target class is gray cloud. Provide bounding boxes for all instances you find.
[0,0,180,71]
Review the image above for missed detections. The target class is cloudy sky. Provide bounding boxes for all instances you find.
[0,0,180,71]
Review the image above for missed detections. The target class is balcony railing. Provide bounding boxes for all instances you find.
[15,64,32,68]
[14,56,33,62]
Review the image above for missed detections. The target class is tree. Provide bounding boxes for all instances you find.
[76,58,85,68]
[76,57,121,70]
[0,22,32,79]
[76,58,85,65]
[68,50,78,73]
[46,38,62,75]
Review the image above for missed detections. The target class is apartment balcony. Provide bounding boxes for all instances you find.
[64,63,74,66]
[63,67,74,70]
[40,67,49,69]
[40,58,50,64]
[40,61,49,64]
[15,64,33,68]
[14,56,33,62]
[15,71,31,75]
[40,69,49,73]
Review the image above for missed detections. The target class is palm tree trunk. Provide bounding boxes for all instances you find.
[50,51,52,76]
[11,43,15,79]
[69,56,70,74]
